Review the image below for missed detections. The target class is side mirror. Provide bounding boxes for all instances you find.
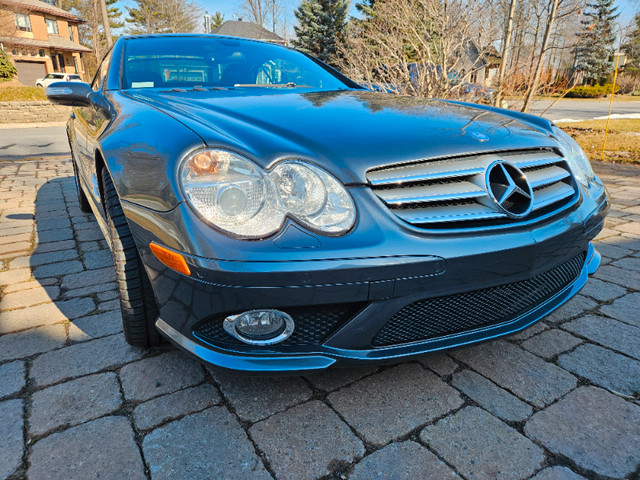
[46,82,92,107]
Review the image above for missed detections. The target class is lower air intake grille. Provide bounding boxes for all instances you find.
[194,303,365,347]
[371,252,586,347]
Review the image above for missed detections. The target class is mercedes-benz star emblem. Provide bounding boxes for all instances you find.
[485,161,534,218]
[470,132,489,142]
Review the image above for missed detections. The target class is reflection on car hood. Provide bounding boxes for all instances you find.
[129,88,557,183]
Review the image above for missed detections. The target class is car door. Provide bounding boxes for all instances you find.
[73,50,113,203]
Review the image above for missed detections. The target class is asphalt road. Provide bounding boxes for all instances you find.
[524,99,640,122]
[0,125,69,160]
[0,99,637,160]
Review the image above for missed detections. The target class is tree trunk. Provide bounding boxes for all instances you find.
[522,0,560,112]
[494,0,517,107]
[92,0,103,63]
[100,0,113,48]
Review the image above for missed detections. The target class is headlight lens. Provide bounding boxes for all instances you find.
[180,150,356,239]
[552,125,594,186]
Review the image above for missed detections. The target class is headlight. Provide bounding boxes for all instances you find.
[180,150,356,239]
[552,125,594,187]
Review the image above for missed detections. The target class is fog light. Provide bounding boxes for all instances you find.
[223,310,295,346]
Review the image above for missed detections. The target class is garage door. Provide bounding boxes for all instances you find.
[15,61,46,86]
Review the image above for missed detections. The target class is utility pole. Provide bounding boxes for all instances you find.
[494,0,516,107]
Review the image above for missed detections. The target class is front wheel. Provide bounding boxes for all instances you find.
[72,158,91,213]
[102,166,161,347]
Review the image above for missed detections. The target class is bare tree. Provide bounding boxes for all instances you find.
[494,0,517,106]
[239,0,284,32]
[521,0,559,112]
[241,0,265,26]
[339,0,501,101]
[99,0,112,48]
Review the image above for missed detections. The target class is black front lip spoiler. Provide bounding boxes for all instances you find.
[156,243,601,373]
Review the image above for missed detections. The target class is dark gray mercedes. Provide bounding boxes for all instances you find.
[46,34,609,372]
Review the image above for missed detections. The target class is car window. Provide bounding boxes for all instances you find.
[122,37,349,91]
[44,74,55,79]
[91,50,113,91]
[69,75,81,80]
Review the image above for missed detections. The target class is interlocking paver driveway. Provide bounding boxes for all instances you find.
[0,158,638,480]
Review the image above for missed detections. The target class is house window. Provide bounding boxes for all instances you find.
[14,13,32,32]
[45,19,59,35]
[69,25,73,41]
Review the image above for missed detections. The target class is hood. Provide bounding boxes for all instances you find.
[129,88,557,184]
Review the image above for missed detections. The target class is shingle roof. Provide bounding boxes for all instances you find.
[212,20,285,44]
[0,0,81,22]
[0,35,92,52]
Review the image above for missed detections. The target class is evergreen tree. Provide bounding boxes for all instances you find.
[126,0,199,34]
[354,0,375,19]
[212,11,225,29]
[293,0,348,66]
[574,0,619,84]
[126,0,164,34]
[621,13,640,71]
[0,49,18,82]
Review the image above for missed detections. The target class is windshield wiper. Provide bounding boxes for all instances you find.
[232,82,311,88]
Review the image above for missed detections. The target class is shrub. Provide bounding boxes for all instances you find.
[0,50,18,82]
[565,84,621,98]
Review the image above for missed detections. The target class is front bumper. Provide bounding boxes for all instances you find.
[123,181,609,373]
[155,244,600,372]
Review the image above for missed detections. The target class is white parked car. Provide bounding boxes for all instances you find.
[35,73,83,88]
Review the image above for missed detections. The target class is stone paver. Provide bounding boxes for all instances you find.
[545,295,597,323]
[0,323,66,361]
[525,387,640,478]
[1,159,639,480]
[530,467,586,480]
[419,352,459,376]
[599,292,640,327]
[558,344,640,396]
[305,366,378,392]
[563,314,640,360]
[68,310,123,341]
[328,363,462,445]
[0,284,59,310]
[119,350,205,402]
[0,360,26,399]
[421,406,545,480]
[144,407,272,480]
[451,341,577,407]
[521,329,583,359]
[349,441,462,480]
[451,369,533,422]
[29,372,122,437]
[133,384,221,431]
[250,400,364,480]
[0,399,24,480]
[31,334,145,387]
[28,416,146,480]
[210,368,312,422]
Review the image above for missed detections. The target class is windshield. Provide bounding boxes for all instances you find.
[122,36,349,91]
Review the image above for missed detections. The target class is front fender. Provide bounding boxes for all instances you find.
[99,91,204,212]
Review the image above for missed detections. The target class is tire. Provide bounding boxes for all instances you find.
[72,158,92,213]
[102,166,161,347]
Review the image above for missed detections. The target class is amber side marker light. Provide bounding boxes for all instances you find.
[149,242,191,276]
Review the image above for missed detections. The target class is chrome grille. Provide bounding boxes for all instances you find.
[367,149,578,229]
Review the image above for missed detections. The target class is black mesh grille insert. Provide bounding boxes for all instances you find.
[371,252,586,347]
[193,303,365,347]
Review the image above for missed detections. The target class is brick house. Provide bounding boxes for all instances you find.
[0,0,91,85]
